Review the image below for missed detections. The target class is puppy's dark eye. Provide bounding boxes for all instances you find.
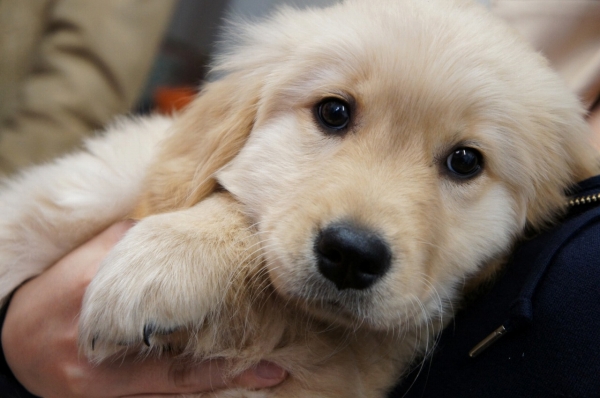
[446,148,483,178]
[316,98,351,132]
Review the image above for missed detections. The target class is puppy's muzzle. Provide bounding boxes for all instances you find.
[315,223,391,290]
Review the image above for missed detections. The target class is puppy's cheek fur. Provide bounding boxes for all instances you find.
[240,164,519,331]
[218,116,334,211]
[360,183,522,328]
[449,184,522,266]
[427,183,522,288]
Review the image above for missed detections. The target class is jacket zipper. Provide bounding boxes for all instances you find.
[568,193,599,207]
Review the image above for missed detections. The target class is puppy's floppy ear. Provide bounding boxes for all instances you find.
[131,9,311,218]
[521,108,600,230]
[133,71,261,218]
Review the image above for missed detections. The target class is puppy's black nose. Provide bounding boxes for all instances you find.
[315,223,391,290]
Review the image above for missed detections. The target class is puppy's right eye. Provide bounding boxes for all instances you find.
[446,147,483,179]
[316,98,351,132]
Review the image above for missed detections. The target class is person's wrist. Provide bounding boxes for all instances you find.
[0,287,40,398]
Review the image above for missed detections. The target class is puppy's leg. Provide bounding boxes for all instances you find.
[80,192,404,398]
[79,192,262,361]
[0,116,171,304]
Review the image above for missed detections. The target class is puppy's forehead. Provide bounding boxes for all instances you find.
[243,0,568,168]
[268,0,527,123]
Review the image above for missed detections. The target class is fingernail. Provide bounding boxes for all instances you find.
[253,361,286,380]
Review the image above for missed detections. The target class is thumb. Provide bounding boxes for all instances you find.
[169,360,287,391]
[230,361,288,390]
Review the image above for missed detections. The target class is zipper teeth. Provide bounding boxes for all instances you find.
[568,193,600,207]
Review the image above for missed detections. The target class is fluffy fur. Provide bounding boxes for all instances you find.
[1,0,598,396]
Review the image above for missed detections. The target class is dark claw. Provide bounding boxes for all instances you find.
[91,336,97,350]
[143,324,155,347]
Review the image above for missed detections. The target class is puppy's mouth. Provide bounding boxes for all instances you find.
[274,269,382,328]
[308,298,364,325]
[286,290,368,326]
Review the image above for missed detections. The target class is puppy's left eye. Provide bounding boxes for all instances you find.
[316,98,351,132]
[446,148,483,178]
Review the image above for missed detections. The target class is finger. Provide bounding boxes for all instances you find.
[99,358,286,396]
[230,361,288,389]
[589,105,600,151]
[97,357,229,396]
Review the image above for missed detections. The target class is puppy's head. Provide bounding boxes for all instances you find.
[145,0,600,331]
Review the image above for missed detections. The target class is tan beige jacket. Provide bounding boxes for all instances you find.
[0,0,175,175]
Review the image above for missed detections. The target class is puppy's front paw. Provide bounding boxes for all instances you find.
[79,199,259,361]
[78,224,207,359]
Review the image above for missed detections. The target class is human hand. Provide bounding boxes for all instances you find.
[1,221,286,398]
[589,105,600,151]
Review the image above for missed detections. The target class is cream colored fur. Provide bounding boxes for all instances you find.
[1,0,598,397]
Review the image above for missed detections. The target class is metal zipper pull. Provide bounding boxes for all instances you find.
[469,325,507,358]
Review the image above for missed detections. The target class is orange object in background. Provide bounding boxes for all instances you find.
[154,86,197,114]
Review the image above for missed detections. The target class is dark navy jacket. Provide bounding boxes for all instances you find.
[1,177,600,398]
[391,175,600,398]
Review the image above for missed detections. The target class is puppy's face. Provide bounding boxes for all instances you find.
[216,0,595,330]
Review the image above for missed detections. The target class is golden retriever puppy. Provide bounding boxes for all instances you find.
[0,0,598,396]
